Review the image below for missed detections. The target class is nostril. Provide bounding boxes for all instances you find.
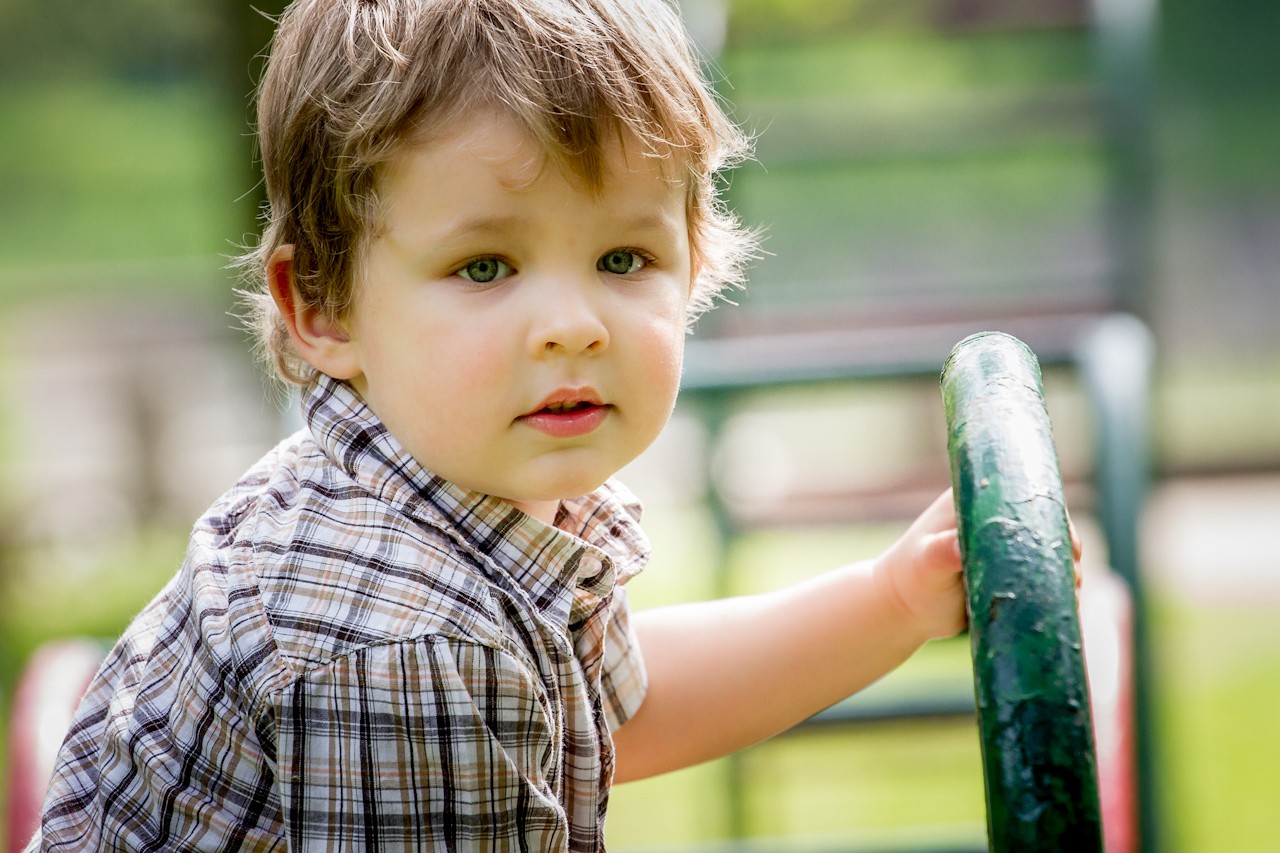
[541,333,607,355]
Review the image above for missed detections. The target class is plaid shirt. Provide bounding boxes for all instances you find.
[33,375,650,851]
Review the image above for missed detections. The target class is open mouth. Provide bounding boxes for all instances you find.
[520,398,610,438]
[539,401,598,415]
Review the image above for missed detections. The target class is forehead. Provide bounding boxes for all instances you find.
[368,108,691,253]
[383,107,690,203]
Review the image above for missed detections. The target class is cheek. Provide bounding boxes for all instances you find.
[383,342,510,463]
[436,337,506,381]
[419,336,514,418]
[371,323,506,418]
[633,318,687,403]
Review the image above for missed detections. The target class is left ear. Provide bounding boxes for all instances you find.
[267,245,363,380]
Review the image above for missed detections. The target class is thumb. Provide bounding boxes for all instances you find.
[921,529,963,572]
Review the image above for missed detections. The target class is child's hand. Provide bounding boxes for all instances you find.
[872,490,1086,643]
[871,489,966,641]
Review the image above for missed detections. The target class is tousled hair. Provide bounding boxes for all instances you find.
[236,0,756,385]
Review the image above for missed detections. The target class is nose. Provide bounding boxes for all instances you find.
[526,276,610,357]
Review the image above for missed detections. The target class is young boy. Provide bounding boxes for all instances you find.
[32,0,971,848]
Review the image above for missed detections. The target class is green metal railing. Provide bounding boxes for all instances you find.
[942,332,1103,850]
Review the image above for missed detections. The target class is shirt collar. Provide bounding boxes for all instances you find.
[303,374,649,629]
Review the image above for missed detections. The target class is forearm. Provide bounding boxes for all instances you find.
[612,559,931,782]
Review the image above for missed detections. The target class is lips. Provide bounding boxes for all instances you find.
[519,390,610,438]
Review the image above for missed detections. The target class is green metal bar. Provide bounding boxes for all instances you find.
[941,332,1103,851]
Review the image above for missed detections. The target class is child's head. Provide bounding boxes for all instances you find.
[239,0,755,386]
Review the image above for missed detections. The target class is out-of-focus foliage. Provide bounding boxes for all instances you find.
[726,0,1086,44]
[0,0,231,82]
[0,0,291,284]
[1160,0,1280,188]
[0,81,244,278]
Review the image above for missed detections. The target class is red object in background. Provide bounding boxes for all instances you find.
[6,639,105,853]
[1081,569,1138,853]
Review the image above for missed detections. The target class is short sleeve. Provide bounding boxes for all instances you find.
[599,587,648,731]
[274,636,568,850]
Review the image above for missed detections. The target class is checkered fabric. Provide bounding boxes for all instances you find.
[32,374,650,851]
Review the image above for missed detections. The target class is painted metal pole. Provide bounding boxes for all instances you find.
[941,332,1104,851]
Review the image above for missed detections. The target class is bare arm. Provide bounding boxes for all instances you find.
[612,490,966,782]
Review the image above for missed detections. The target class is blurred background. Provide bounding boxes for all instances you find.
[0,0,1276,849]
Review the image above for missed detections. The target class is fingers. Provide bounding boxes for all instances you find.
[1064,514,1084,588]
[910,488,956,536]
[928,487,955,518]
[919,529,963,576]
[1067,514,1084,562]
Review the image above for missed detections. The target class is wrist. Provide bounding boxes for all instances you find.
[869,551,935,648]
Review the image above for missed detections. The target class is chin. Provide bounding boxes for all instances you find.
[538,471,613,503]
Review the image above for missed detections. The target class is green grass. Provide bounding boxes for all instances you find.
[707,28,1115,324]
[1153,600,1280,852]
[0,531,190,683]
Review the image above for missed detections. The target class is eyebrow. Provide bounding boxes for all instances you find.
[435,215,527,241]
[615,212,683,235]
[434,211,682,245]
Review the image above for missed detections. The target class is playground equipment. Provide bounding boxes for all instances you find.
[676,318,1149,851]
[943,332,1102,849]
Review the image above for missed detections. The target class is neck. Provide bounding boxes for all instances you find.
[508,499,562,526]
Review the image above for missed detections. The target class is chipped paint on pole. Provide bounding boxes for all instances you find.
[941,332,1103,851]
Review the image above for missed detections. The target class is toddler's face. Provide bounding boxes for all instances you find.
[342,108,693,523]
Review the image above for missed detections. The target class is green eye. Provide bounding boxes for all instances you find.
[598,250,646,275]
[457,257,512,283]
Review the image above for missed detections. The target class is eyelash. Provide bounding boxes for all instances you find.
[454,256,514,284]
[598,248,657,274]
[451,248,658,283]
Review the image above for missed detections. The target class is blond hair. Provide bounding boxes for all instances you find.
[236,0,756,385]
